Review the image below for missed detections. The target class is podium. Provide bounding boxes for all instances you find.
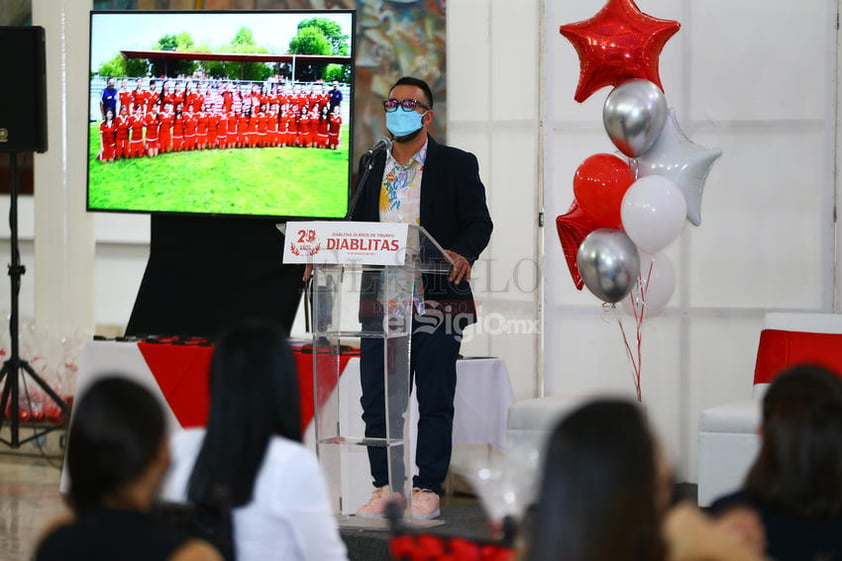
[284,222,452,522]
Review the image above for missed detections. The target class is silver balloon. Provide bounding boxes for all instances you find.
[603,79,668,158]
[576,228,640,303]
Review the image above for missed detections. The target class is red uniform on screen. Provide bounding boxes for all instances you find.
[256,111,268,147]
[128,110,145,158]
[246,112,259,147]
[185,90,197,115]
[118,80,132,114]
[328,110,342,149]
[159,107,173,153]
[317,108,329,148]
[238,113,249,147]
[286,110,298,147]
[183,111,197,151]
[132,84,148,115]
[266,108,279,147]
[196,111,208,149]
[280,107,293,146]
[308,111,320,148]
[98,117,117,162]
[143,111,160,156]
[207,112,218,148]
[146,84,160,112]
[227,112,238,148]
[214,112,227,148]
[115,106,131,159]
[172,113,185,152]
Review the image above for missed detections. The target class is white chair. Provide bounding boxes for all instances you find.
[697,312,842,506]
[506,394,591,455]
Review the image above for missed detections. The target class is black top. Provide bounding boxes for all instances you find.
[35,506,190,561]
[709,490,842,561]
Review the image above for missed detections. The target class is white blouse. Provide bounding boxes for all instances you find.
[160,428,348,561]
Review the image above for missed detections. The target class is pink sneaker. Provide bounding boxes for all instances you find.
[356,485,392,518]
[410,488,440,520]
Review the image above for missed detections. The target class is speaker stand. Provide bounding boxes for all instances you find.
[0,152,68,448]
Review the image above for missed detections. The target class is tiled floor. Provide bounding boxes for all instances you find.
[0,453,68,561]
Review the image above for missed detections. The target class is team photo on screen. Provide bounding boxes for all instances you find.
[87,10,355,219]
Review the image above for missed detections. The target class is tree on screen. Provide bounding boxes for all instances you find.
[288,27,332,56]
[99,53,148,79]
[295,17,350,56]
[150,33,197,78]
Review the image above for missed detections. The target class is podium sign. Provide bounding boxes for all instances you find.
[283,221,408,266]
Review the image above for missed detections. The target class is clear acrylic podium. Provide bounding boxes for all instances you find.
[309,224,451,523]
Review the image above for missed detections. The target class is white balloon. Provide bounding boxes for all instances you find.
[621,252,676,318]
[621,176,687,253]
[636,110,722,226]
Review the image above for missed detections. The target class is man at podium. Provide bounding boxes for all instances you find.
[348,76,493,519]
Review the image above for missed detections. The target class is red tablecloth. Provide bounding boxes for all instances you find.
[754,329,842,384]
[137,341,358,430]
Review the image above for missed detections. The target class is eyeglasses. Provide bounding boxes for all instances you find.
[383,98,430,113]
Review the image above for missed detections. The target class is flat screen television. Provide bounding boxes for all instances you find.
[87,9,355,220]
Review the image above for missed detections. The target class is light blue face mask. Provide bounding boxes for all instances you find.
[386,110,427,138]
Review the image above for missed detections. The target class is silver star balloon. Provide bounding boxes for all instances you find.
[636,110,722,226]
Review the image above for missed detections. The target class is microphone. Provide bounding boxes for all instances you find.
[364,137,391,158]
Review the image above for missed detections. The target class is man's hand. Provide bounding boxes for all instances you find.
[445,250,471,284]
[303,264,313,282]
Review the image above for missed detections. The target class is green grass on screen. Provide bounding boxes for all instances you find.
[87,124,350,218]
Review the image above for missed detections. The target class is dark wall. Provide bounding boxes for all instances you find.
[126,214,304,338]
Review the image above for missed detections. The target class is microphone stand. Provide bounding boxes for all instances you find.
[0,152,68,448]
[345,151,380,221]
[305,151,381,341]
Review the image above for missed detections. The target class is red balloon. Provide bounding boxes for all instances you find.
[573,153,635,229]
[559,0,680,102]
[556,200,599,290]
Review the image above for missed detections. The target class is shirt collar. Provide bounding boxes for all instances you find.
[387,137,429,169]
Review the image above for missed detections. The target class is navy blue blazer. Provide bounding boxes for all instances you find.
[349,135,493,326]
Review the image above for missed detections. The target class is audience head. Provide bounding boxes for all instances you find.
[67,376,168,512]
[188,320,301,507]
[745,363,842,519]
[526,399,669,561]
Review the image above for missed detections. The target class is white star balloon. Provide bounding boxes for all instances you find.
[636,110,722,226]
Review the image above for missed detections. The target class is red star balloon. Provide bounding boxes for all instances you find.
[556,200,600,290]
[560,0,680,102]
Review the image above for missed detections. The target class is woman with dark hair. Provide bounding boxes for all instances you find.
[524,399,669,561]
[710,363,842,560]
[161,322,348,561]
[35,377,221,561]
[525,399,766,561]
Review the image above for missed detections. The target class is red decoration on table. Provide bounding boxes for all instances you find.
[555,200,600,290]
[137,341,357,431]
[559,0,680,102]
[138,341,215,428]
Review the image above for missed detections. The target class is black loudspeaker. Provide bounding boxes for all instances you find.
[0,26,47,153]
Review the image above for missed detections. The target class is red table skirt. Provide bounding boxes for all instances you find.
[137,341,358,430]
[754,329,842,385]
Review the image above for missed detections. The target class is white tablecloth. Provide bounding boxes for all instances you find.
[67,341,514,507]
